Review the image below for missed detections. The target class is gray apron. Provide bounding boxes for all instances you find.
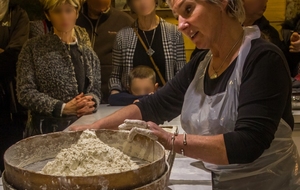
[181,26,300,189]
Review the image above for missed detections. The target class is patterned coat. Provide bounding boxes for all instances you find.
[17,26,101,116]
[108,18,186,92]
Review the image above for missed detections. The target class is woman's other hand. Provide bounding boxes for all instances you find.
[290,32,300,52]
[146,121,172,149]
[63,93,85,115]
[118,119,172,149]
[76,95,96,117]
[63,93,95,116]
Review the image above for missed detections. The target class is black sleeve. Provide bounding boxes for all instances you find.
[136,50,208,124]
[0,49,20,79]
[0,6,29,80]
[52,101,64,117]
[224,49,292,164]
[108,92,143,106]
[284,50,300,77]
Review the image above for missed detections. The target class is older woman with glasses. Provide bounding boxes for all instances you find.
[17,0,101,136]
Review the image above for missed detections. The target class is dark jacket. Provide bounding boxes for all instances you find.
[76,3,134,102]
[0,3,29,79]
[0,3,29,114]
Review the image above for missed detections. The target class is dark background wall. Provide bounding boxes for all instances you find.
[11,0,45,20]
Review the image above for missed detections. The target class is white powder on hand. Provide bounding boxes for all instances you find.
[41,130,139,176]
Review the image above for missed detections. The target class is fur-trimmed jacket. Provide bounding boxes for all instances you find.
[17,26,101,117]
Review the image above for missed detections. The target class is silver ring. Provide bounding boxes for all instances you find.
[147,124,150,129]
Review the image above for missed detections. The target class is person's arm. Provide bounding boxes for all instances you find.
[0,7,29,78]
[147,123,229,165]
[174,29,186,74]
[108,32,125,93]
[70,104,143,131]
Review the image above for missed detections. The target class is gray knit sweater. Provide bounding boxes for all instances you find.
[17,26,101,116]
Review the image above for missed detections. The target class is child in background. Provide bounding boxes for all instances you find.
[108,66,158,106]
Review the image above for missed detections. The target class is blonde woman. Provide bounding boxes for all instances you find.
[73,0,300,188]
[17,0,101,136]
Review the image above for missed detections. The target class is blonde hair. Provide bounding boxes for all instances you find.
[167,0,245,23]
[39,0,83,13]
[128,66,156,86]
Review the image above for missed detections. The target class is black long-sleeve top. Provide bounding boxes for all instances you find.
[136,38,293,164]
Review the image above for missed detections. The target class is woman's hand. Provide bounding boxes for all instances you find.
[146,121,172,149]
[289,32,300,53]
[63,93,95,116]
[76,95,95,117]
[63,93,85,115]
[118,119,172,149]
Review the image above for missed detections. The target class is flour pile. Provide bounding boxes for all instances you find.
[41,130,139,176]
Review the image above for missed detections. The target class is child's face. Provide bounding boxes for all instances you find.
[129,78,158,96]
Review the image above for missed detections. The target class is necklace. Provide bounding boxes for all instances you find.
[210,31,244,79]
[64,37,77,51]
[53,33,77,51]
[142,29,156,56]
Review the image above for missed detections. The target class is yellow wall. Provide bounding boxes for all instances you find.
[265,0,287,32]
[156,0,287,60]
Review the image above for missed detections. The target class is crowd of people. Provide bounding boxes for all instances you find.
[1,0,300,188]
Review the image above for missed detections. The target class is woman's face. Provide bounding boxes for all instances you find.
[174,0,223,49]
[47,3,78,33]
[131,0,156,16]
[243,0,268,18]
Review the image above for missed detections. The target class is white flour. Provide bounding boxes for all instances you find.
[41,130,139,176]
